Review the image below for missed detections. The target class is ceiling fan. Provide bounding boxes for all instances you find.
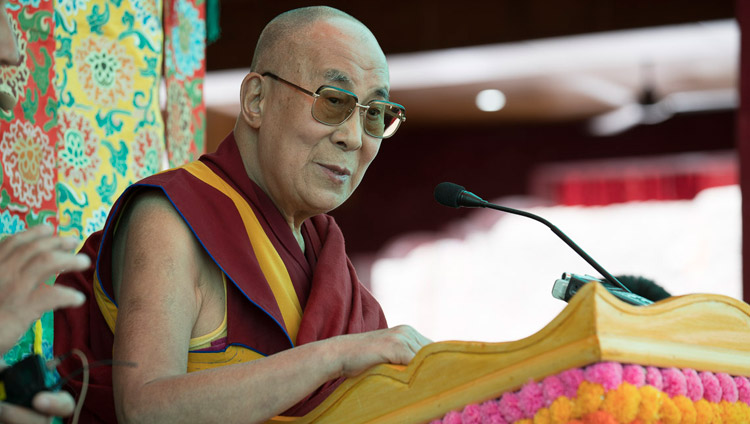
[585,62,737,136]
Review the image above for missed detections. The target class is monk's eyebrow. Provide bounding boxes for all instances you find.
[374,88,389,101]
[324,69,352,86]
[323,69,390,100]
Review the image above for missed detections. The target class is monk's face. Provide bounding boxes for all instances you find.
[256,18,389,220]
[0,0,21,110]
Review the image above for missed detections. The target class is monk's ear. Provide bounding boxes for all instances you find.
[239,72,265,128]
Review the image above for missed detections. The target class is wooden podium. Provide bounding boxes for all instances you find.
[269,283,750,423]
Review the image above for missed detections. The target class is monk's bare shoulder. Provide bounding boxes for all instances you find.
[111,190,202,302]
[110,189,224,341]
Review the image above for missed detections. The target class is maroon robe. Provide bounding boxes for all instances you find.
[54,133,388,422]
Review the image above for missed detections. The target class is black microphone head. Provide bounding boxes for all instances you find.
[434,182,465,208]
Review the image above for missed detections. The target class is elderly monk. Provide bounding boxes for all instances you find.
[55,6,431,423]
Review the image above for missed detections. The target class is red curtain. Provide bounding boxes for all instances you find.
[529,152,738,206]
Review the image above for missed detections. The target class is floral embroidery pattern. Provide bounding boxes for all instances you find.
[83,206,108,238]
[132,0,161,37]
[1,0,59,367]
[0,120,55,210]
[168,0,204,80]
[164,0,205,167]
[0,210,27,237]
[58,109,102,187]
[132,129,164,180]
[74,36,135,107]
[1,0,206,373]
[0,17,29,112]
[16,0,42,7]
[166,81,193,166]
[55,0,167,242]
[55,0,89,17]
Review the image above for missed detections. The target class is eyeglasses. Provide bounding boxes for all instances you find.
[262,72,406,139]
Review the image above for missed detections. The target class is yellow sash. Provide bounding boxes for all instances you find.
[93,160,304,372]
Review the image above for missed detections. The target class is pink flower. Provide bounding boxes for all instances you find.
[645,366,663,390]
[682,368,703,401]
[442,410,462,424]
[716,372,738,402]
[480,400,507,424]
[518,380,544,417]
[699,371,722,403]
[622,364,645,387]
[461,404,483,424]
[662,367,687,397]
[542,375,566,404]
[735,376,750,405]
[585,362,623,391]
[559,368,585,398]
[498,392,524,423]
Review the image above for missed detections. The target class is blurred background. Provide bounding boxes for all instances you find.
[204,1,740,342]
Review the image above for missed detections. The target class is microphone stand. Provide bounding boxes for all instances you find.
[479,201,630,293]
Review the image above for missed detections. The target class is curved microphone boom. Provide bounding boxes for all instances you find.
[433,182,630,293]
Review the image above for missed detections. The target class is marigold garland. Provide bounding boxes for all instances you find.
[672,395,697,424]
[574,381,605,417]
[659,394,681,424]
[433,363,750,424]
[549,396,574,423]
[635,385,663,422]
[605,382,641,422]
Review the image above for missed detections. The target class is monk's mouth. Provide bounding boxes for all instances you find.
[320,164,351,177]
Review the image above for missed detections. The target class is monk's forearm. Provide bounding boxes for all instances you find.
[114,326,429,424]
[115,340,344,424]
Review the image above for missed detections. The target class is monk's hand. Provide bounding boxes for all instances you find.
[0,225,90,354]
[0,391,76,424]
[336,325,432,378]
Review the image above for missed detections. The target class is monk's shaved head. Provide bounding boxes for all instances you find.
[250,6,381,77]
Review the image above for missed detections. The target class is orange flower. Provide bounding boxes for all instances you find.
[710,402,723,424]
[601,382,640,423]
[549,396,574,424]
[659,396,681,424]
[636,385,663,423]
[581,411,617,424]
[713,400,750,424]
[672,396,696,424]
[694,399,714,423]
[533,408,551,424]
[574,382,604,418]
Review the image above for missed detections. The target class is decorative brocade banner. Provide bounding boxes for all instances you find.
[0,0,59,365]
[54,0,166,242]
[164,0,205,167]
[1,0,207,370]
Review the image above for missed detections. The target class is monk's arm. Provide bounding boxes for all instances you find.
[111,194,430,424]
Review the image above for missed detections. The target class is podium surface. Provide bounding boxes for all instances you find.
[269,283,750,423]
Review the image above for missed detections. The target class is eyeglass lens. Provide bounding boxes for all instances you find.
[314,88,402,138]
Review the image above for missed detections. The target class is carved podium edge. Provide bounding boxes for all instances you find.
[269,283,750,423]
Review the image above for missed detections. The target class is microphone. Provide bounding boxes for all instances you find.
[434,182,487,208]
[433,182,631,294]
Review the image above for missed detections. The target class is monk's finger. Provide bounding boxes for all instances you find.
[0,225,53,263]
[0,401,53,424]
[0,233,83,297]
[31,391,76,418]
[26,284,86,318]
[23,251,90,287]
